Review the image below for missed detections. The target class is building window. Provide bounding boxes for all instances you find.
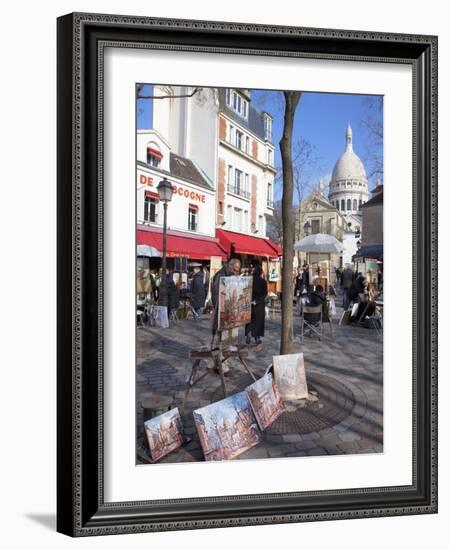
[263,114,272,141]
[227,204,233,227]
[228,165,233,187]
[341,199,345,211]
[267,182,273,208]
[146,144,162,167]
[353,199,358,211]
[258,215,264,234]
[227,89,248,119]
[235,169,242,194]
[218,201,223,215]
[311,219,320,234]
[244,210,249,232]
[144,195,159,223]
[234,207,243,231]
[359,199,363,209]
[188,205,198,231]
[246,136,250,154]
[235,130,243,149]
[267,149,273,166]
[347,199,351,211]
[228,125,234,144]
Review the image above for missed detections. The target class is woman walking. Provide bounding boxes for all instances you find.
[245,265,268,345]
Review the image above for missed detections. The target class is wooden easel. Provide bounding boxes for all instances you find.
[181,331,257,412]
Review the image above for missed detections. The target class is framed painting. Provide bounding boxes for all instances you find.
[57,12,437,536]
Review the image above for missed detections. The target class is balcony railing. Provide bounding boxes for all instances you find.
[227,184,250,200]
[266,199,274,209]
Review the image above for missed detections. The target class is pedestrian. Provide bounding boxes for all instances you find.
[302,264,310,292]
[245,265,268,345]
[166,270,179,320]
[340,264,355,310]
[294,268,303,297]
[203,265,210,300]
[189,263,206,319]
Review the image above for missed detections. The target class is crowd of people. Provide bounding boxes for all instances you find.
[138,259,269,343]
[139,257,382,336]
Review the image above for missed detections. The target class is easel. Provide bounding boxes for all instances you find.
[181,330,257,412]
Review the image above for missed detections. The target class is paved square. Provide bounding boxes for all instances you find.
[136,300,383,463]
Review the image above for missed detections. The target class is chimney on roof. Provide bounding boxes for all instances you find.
[371,179,383,197]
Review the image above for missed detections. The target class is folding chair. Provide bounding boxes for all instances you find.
[299,304,323,342]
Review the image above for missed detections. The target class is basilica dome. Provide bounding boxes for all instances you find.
[331,126,367,181]
[328,124,369,215]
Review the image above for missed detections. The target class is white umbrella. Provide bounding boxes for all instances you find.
[137,244,161,257]
[294,233,344,254]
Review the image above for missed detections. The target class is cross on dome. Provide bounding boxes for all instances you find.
[346,123,353,150]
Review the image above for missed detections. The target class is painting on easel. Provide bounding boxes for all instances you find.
[218,276,253,331]
[193,392,261,461]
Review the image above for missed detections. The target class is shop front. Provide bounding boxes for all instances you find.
[215,228,282,293]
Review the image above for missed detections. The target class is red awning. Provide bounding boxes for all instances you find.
[137,228,227,260]
[147,147,163,158]
[216,229,282,258]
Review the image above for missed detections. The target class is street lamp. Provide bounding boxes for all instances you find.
[157,177,173,307]
[303,221,311,236]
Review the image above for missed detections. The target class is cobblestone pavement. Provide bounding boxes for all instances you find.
[136,298,383,464]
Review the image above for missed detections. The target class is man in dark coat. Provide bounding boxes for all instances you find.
[245,265,268,345]
[166,271,179,319]
[190,264,206,319]
[341,264,355,310]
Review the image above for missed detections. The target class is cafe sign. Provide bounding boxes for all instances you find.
[137,169,206,204]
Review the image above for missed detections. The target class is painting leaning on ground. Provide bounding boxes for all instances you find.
[135,83,384,465]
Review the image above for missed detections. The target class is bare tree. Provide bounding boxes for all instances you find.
[266,200,283,245]
[279,91,302,355]
[360,96,384,181]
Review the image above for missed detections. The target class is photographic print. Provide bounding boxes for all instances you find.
[136,84,384,464]
[144,407,184,463]
[58,14,437,535]
[218,275,253,330]
[246,372,286,430]
[272,353,309,400]
[193,392,262,461]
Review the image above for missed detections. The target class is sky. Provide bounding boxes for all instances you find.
[137,85,383,202]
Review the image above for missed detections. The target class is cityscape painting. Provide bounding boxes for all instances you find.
[272,353,309,400]
[218,276,253,331]
[246,372,286,430]
[144,408,185,463]
[193,392,261,461]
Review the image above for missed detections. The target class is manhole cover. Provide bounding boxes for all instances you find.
[266,372,355,435]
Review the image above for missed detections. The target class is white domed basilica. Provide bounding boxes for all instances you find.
[328,124,370,227]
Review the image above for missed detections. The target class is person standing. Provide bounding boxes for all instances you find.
[202,266,210,302]
[245,265,268,345]
[341,264,355,310]
[294,268,303,297]
[189,264,206,319]
[166,270,179,320]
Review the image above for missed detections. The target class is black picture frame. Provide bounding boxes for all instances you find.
[57,12,438,536]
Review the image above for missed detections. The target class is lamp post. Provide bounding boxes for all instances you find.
[303,221,311,266]
[157,177,173,307]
